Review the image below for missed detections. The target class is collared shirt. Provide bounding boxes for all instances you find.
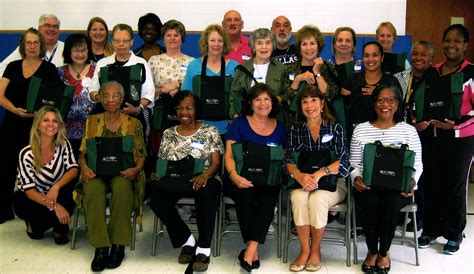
[225,35,252,64]
[89,51,155,108]
[284,121,350,178]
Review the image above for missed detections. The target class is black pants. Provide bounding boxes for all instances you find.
[422,131,473,242]
[13,183,76,235]
[149,177,221,248]
[230,184,280,244]
[354,189,409,256]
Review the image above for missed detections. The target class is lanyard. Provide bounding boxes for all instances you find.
[404,71,414,105]
[45,43,58,63]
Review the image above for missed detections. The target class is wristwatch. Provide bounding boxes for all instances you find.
[315,73,321,78]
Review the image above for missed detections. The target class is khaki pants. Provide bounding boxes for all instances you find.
[290,179,347,229]
[83,176,133,247]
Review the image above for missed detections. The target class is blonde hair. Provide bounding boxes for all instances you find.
[29,106,68,172]
[376,22,397,39]
[198,24,230,55]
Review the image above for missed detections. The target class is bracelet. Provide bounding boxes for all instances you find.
[322,166,331,176]
[136,104,144,115]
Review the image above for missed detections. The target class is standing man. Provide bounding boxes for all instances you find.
[222,10,252,64]
[0,14,64,76]
[271,15,298,66]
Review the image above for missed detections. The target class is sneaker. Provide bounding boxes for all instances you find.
[418,235,436,248]
[443,240,460,255]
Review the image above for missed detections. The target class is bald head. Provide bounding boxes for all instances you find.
[271,15,292,47]
[222,10,244,37]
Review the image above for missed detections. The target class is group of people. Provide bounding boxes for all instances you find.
[0,10,472,274]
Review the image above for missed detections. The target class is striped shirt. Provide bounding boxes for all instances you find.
[349,121,423,187]
[16,141,78,194]
[284,122,351,178]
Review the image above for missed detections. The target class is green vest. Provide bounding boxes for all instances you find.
[26,76,74,118]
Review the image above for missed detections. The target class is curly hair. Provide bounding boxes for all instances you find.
[198,24,230,55]
[295,25,325,53]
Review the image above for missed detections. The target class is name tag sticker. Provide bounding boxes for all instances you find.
[266,142,278,147]
[180,65,187,72]
[321,134,333,143]
[289,72,295,81]
[191,140,204,150]
[242,54,251,60]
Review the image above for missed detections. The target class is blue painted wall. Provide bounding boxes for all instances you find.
[0,32,411,124]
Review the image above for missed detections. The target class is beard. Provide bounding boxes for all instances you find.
[276,32,291,45]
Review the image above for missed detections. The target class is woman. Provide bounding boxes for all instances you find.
[229,28,290,123]
[327,26,363,86]
[393,40,434,232]
[287,25,338,112]
[225,83,287,272]
[133,13,165,61]
[182,24,238,134]
[375,22,408,75]
[58,33,96,156]
[13,106,78,244]
[148,19,194,149]
[285,85,350,272]
[89,23,155,148]
[150,91,223,272]
[86,17,113,64]
[78,81,146,271]
[394,40,434,122]
[0,28,61,224]
[340,41,401,140]
[416,24,473,255]
[350,85,422,273]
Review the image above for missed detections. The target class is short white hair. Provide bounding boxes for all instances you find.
[38,14,61,27]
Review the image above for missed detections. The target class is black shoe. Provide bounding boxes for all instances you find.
[376,260,391,273]
[361,263,375,273]
[252,259,260,269]
[53,232,69,245]
[178,245,196,264]
[0,212,15,224]
[443,240,461,255]
[418,235,436,248]
[238,249,253,272]
[192,253,210,271]
[106,244,125,269]
[91,247,109,272]
[25,221,43,240]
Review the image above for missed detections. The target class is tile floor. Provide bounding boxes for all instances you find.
[1,185,473,274]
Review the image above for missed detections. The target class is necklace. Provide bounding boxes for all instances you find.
[70,64,87,79]
[251,116,270,131]
[105,113,122,132]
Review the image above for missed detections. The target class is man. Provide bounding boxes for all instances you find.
[222,10,252,64]
[271,15,298,66]
[0,14,64,76]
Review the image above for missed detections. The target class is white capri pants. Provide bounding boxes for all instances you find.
[290,179,347,229]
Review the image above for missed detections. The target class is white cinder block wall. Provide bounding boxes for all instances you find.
[0,0,406,35]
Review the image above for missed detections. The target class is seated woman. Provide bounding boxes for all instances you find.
[285,85,350,272]
[13,105,78,244]
[350,85,422,273]
[150,91,223,272]
[79,81,146,272]
[225,83,287,272]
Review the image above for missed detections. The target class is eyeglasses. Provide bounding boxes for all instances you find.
[71,48,87,54]
[101,94,122,101]
[112,39,132,45]
[375,96,397,105]
[42,23,60,29]
[175,106,195,112]
[25,41,40,46]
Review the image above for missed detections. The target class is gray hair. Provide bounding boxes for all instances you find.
[99,81,125,98]
[249,28,276,55]
[38,14,61,27]
[411,40,435,57]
